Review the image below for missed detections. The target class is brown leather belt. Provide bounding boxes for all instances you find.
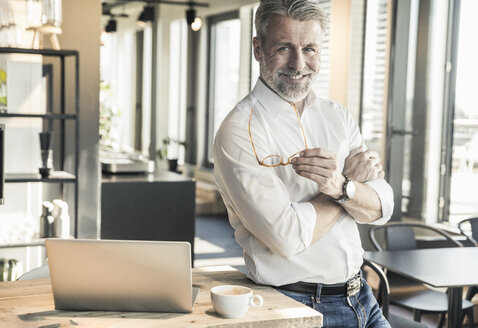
[277,272,362,297]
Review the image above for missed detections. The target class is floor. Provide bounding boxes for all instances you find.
[194,215,246,273]
[194,215,442,327]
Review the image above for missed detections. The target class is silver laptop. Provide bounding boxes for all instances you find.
[45,238,199,313]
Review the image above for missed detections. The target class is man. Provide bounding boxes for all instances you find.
[213,0,393,327]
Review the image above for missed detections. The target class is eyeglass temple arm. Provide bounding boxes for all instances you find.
[248,107,263,164]
[291,103,308,149]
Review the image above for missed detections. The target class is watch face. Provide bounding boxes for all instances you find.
[346,180,356,200]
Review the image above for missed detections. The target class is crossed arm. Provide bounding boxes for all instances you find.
[292,147,385,242]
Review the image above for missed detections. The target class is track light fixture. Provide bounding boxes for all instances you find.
[185,8,195,25]
[105,17,117,33]
[138,5,155,26]
[186,7,202,31]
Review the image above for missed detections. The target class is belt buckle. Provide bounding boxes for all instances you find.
[346,274,361,297]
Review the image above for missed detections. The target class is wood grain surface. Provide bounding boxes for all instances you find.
[0,266,323,328]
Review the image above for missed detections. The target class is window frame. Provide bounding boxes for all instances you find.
[167,18,188,164]
[204,10,240,167]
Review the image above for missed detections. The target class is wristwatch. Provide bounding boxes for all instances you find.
[335,175,356,203]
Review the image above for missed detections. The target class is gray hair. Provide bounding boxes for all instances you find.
[255,0,329,45]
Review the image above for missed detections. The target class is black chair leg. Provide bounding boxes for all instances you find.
[376,284,383,306]
[438,313,446,328]
[413,309,422,322]
[465,308,474,328]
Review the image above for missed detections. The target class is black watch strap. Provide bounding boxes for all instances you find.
[335,175,351,203]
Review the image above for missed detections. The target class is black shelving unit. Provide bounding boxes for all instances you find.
[5,171,76,183]
[0,47,80,241]
[0,113,76,119]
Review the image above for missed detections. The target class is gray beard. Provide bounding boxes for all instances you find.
[260,64,316,103]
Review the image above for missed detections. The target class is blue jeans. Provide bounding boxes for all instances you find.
[276,278,391,328]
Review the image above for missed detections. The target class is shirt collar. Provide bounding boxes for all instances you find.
[251,78,317,118]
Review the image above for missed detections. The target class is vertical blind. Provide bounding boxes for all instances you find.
[361,0,389,156]
[311,0,331,99]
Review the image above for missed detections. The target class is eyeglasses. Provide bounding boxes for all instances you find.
[248,103,308,167]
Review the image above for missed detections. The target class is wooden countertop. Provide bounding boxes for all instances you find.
[0,266,323,327]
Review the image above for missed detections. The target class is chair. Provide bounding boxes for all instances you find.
[369,222,475,327]
[458,217,478,324]
[362,258,427,328]
[16,264,50,281]
[458,217,478,246]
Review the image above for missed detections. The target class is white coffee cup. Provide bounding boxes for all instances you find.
[211,285,264,318]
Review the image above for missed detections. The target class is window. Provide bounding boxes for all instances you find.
[360,0,389,158]
[361,0,476,224]
[447,0,478,223]
[206,12,241,165]
[168,19,188,163]
[250,5,259,89]
[100,23,152,156]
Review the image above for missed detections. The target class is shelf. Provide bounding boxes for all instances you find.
[5,171,76,183]
[0,113,76,119]
[0,47,78,57]
[1,46,80,238]
[0,239,45,249]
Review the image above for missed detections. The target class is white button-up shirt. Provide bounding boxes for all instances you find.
[213,79,393,286]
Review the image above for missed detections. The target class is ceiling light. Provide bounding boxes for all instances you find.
[105,17,117,33]
[190,17,202,32]
[186,8,202,31]
[138,5,154,26]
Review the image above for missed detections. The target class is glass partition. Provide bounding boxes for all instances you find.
[448,0,478,224]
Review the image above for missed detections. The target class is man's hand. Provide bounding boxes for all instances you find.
[343,147,385,182]
[291,148,344,198]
